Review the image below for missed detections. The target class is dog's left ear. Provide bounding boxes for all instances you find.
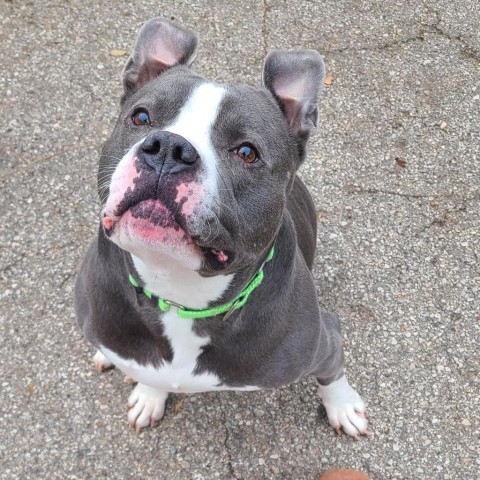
[122,17,198,100]
[262,50,325,141]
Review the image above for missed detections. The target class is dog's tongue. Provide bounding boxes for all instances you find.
[211,249,228,264]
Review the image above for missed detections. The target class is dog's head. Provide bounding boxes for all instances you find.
[99,18,325,274]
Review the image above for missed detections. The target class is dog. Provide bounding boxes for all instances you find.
[75,17,369,438]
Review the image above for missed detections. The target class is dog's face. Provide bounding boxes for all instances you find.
[98,18,324,275]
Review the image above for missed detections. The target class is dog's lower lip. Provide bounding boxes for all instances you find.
[110,200,230,262]
[115,199,175,223]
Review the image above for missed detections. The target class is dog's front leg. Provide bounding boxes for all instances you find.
[313,311,370,439]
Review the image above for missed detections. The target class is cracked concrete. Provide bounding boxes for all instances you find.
[1,1,479,479]
[319,11,480,61]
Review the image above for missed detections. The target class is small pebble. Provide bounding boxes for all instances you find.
[319,469,371,480]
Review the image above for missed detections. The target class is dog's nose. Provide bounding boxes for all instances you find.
[139,131,199,174]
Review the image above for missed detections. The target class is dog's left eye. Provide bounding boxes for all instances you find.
[234,144,259,164]
[132,109,151,126]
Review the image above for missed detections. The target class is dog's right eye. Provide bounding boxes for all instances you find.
[132,109,151,126]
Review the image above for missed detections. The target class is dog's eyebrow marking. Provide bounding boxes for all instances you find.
[163,82,226,199]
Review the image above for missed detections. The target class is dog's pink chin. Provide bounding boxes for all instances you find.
[122,210,191,245]
[104,200,203,260]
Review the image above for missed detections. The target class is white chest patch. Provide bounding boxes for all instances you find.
[100,310,259,394]
[132,253,233,309]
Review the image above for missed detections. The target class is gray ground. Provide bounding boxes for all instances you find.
[1,1,479,479]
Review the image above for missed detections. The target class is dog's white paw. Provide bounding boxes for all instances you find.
[124,375,136,385]
[317,375,371,440]
[127,383,168,432]
[93,350,114,373]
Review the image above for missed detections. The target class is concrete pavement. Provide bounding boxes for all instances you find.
[1,1,479,479]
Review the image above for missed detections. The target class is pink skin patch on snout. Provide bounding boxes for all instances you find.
[106,156,142,218]
[175,182,204,217]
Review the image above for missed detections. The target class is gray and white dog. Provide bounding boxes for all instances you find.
[75,17,369,438]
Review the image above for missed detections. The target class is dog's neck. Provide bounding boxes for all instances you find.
[131,253,234,309]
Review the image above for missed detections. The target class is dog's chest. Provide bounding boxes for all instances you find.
[100,310,258,393]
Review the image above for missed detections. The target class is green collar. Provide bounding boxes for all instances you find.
[129,245,275,320]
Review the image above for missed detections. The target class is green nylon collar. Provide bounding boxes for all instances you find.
[128,245,275,320]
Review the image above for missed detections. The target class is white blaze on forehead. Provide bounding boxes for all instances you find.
[163,82,226,197]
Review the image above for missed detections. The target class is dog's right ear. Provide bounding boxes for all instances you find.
[122,17,198,101]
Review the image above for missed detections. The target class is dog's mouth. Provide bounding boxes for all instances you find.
[103,197,191,241]
[102,198,234,269]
